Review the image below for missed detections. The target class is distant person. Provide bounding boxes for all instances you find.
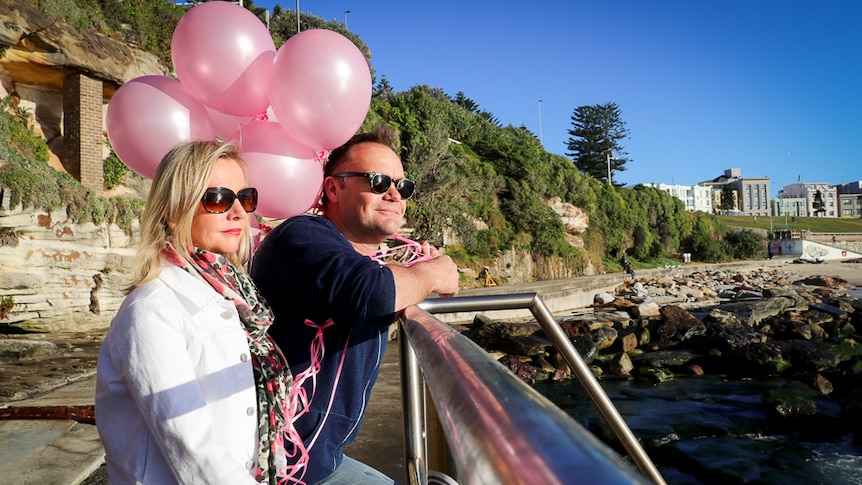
[251,125,460,484]
[96,141,293,484]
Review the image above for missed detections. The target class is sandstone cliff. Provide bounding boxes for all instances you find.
[0,0,168,144]
[0,189,139,331]
[1,0,161,330]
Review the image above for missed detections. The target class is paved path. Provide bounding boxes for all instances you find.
[0,374,102,485]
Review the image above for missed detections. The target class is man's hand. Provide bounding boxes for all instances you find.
[389,251,460,310]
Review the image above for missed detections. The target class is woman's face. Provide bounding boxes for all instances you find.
[190,157,250,255]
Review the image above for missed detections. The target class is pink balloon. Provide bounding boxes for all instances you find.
[205,107,254,141]
[172,2,275,116]
[106,76,213,179]
[270,29,372,150]
[239,120,323,219]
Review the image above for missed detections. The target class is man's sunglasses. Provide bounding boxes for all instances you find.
[333,172,416,200]
[200,187,258,214]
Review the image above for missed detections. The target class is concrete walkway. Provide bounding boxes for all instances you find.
[0,373,103,485]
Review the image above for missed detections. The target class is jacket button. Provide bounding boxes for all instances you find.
[245,460,255,470]
[240,353,249,362]
[220,310,233,319]
[247,406,255,416]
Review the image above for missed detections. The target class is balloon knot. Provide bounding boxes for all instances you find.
[315,150,330,165]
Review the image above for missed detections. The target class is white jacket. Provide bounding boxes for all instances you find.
[95,265,260,484]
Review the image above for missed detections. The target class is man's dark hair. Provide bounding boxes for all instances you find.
[324,124,397,178]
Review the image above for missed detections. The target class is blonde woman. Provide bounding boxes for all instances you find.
[96,140,292,484]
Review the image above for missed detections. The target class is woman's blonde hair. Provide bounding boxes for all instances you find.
[129,140,252,291]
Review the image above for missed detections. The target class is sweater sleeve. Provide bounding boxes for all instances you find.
[252,215,397,329]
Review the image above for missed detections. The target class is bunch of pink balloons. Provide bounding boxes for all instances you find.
[105,1,372,219]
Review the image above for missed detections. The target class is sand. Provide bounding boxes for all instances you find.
[760,258,862,286]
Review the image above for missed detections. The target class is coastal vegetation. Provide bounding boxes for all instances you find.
[0,96,144,231]
[5,0,858,273]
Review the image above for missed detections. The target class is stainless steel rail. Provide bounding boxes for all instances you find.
[400,292,664,485]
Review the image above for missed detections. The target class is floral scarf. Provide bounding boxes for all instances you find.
[162,244,293,484]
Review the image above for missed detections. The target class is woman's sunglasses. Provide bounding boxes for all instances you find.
[334,172,416,200]
[200,187,258,214]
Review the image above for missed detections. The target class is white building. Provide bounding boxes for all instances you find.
[781,183,837,217]
[642,183,712,213]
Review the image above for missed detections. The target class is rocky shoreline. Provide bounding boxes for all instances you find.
[464,261,862,446]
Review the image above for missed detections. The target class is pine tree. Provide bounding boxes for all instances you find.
[565,102,631,185]
[812,190,826,216]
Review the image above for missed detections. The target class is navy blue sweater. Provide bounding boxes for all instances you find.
[250,215,397,483]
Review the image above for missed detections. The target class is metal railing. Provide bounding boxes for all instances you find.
[398,292,666,485]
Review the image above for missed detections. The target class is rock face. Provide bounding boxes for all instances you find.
[0,1,160,330]
[548,196,588,248]
[0,0,167,91]
[0,0,167,146]
[0,190,139,332]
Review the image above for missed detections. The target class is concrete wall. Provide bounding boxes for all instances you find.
[769,238,862,262]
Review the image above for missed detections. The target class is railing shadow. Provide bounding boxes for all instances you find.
[398,293,665,485]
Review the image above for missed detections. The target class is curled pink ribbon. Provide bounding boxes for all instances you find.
[371,234,434,267]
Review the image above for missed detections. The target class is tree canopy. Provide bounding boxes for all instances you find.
[565,102,631,185]
[719,185,736,214]
[813,190,826,216]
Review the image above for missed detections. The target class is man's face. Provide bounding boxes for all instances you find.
[327,142,408,246]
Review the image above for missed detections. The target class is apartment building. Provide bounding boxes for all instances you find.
[781,182,837,217]
[836,181,862,218]
[701,168,771,216]
[642,183,712,213]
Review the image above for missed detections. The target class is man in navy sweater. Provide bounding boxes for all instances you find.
[251,125,459,484]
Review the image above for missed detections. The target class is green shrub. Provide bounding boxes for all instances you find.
[690,231,730,262]
[0,96,144,232]
[103,151,128,190]
[725,229,764,259]
[0,295,13,319]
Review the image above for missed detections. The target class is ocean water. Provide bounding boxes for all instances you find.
[535,376,862,485]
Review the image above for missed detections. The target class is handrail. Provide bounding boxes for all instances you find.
[399,295,660,485]
[416,293,665,485]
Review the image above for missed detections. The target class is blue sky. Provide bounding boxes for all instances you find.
[253,0,861,189]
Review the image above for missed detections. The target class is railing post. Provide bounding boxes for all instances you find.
[529,295,667,485]
[400,321,427,485]
[401,305,652,484]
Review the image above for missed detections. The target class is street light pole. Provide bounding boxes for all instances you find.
[295,0,300,32]
[344,10,351,29]
[537,99,543,146]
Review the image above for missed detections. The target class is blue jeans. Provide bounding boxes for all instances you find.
[316,455,398,485]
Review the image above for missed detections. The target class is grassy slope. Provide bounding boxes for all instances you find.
[716,215,862,234]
